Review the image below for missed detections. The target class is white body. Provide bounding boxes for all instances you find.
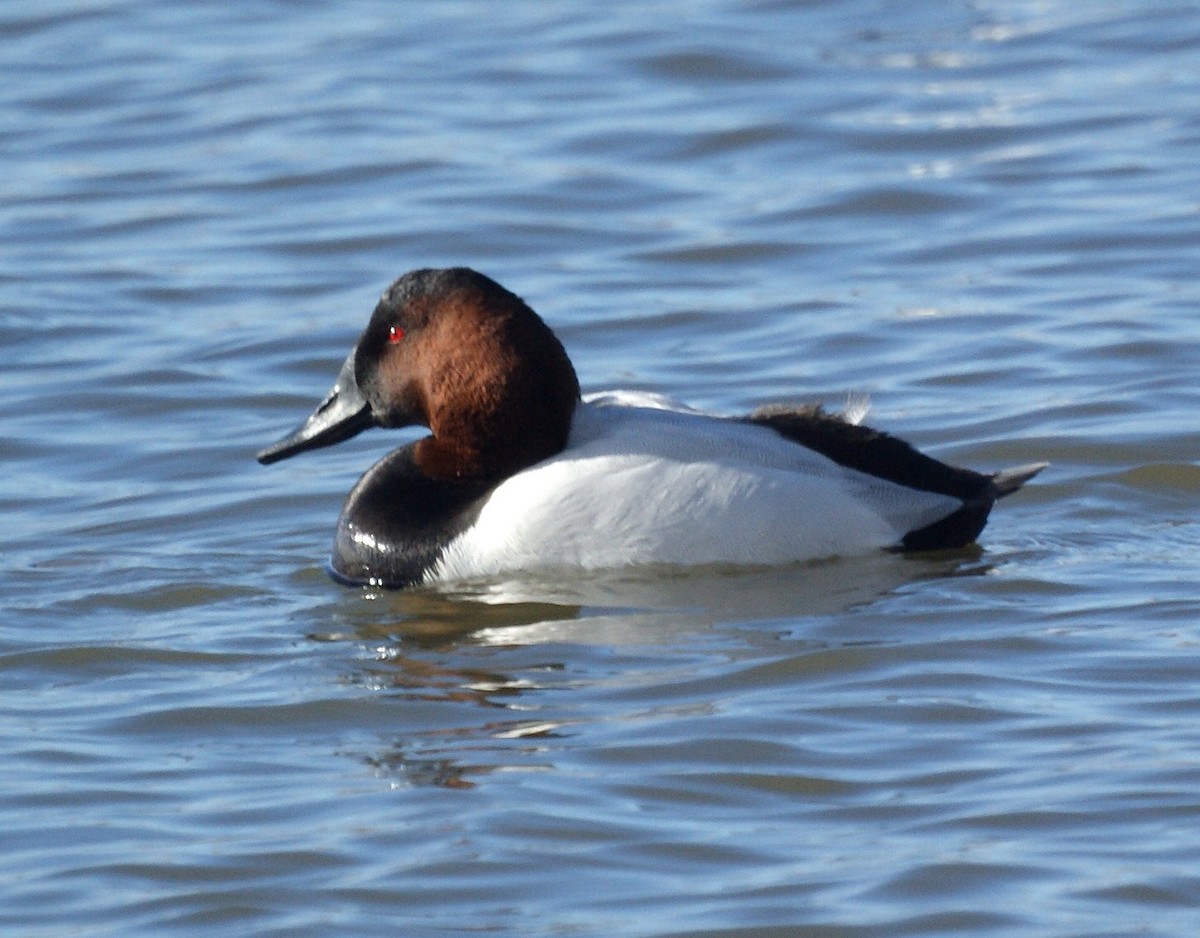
[430,393,960,583]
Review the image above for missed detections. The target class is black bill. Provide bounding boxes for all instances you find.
[257,351,376,465]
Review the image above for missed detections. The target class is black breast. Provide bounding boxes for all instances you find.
[331,443,494,587]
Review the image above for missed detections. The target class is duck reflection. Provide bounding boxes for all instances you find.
[322,552,992,789]
[365,721,564,790]
[324,550,963,645]
[362,648,571,789]
[323,593,580,788]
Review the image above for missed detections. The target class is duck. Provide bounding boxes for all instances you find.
[257,267,1045,588]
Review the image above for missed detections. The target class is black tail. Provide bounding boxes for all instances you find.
[900,462,1047,552]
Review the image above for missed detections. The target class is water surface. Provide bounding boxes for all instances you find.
[3,1,1200,935]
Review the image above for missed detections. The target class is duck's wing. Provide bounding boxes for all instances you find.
[743,404,992,499]
[743,404,1045,551]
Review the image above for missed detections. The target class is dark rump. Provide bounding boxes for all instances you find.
[744,405,1043,551]
[743,404,993,501]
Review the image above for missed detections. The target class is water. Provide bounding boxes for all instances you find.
[3,1,1200,934]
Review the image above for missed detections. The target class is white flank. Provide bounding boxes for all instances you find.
[431,396,959,583]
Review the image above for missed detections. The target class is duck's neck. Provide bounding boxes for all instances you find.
[415,321,580,482]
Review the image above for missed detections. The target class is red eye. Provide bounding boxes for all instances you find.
[388,325,405,344]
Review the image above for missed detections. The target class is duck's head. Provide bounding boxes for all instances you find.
[257,268,580,480]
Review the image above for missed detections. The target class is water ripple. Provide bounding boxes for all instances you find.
[3,1,1200,935]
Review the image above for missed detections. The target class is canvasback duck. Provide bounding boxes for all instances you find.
[258,268,1044,588]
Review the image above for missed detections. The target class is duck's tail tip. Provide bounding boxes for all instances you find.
[991,461,1049,498]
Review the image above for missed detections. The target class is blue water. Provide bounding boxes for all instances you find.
[4,1,1200,935]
